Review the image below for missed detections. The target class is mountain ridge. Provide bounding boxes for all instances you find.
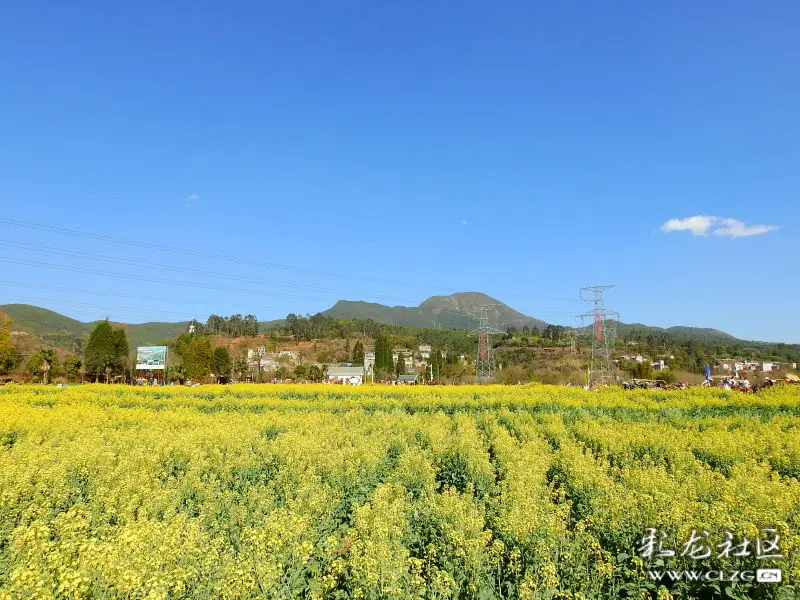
[0,293,762,352]
[323,292,548,330]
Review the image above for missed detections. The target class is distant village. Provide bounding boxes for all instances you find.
[618,352,796,375]
[238,340,797,386]
[244,343,467,385]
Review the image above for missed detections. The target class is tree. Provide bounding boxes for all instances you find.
[395,352,406,376]
[174,333,213,382]
[232,354,249,382]
[286,313,299,341]
[293,364,309,380]
[168,363,185,384]
[112,328,129,376]
[352,340,365,366]
[430,346,443,381]
[374,334,390,378]
[85,321,128,382]
[211,346,232,382]
[0,313,16,375]
[630,361,655,380]
[27,349,57,383]
[275,365,292,380]
[307,365,325,382]
[64,355,82,382]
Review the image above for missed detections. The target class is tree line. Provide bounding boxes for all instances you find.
[189,313,259,337]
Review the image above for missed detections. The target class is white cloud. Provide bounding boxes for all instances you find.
[459,219,467,225]
[712,218,779,238]
[660,215,717,236]
[661,215,778,238]
[186,194,198,202]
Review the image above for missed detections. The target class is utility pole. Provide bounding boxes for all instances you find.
[469,304,504,383]
[256,345,265,383]
[577,285,619,386]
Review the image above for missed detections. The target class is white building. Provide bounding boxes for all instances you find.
[651,360,666,371]
[761,362,775,372]
[259,358,280,371]
[326,366,364,385]
[418,344,431,359]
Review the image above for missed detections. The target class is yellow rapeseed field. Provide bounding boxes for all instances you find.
[1,383,799,599]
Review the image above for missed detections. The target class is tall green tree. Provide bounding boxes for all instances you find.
[85,321,128,382]
[374,334,396,378]
[0,313,16,375]
[64,355,82,382]
[374,334,388,377]
[351,340,365,366]
[430,346,443,380]
[395,352,406,376]
[113,328,129,375]
[211,346,232,382]
[630,361,655,380]
[175,333,213,381]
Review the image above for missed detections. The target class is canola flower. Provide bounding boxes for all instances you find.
[0,383,799,599]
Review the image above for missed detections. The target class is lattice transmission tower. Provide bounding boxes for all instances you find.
[469,304,504,382]
[578,285,619,386]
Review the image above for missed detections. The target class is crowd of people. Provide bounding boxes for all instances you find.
[703,375,779,392]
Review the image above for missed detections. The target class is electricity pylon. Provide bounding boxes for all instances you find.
[469,304,504,382]
[578,285,619,386]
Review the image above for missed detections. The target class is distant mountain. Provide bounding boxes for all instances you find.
[2,296,755,354]
[322,292,548,331]
[614,321,738,344]
[0,304,188,351]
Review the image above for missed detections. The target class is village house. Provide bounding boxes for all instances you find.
[326,365,364,385]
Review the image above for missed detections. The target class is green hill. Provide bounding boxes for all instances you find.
[613,321,738,344]
[1,304,92,338]
[1,304,188,352]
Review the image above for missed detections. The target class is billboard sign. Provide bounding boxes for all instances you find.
[136,346,167,370]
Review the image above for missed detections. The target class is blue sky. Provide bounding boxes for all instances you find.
[1,1,798,342]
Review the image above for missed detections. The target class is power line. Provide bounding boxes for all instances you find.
[0,239,419,304]
[0,280,264,311]
[0,294,195,319]
[0,216,428,288]
[0,255,328,302]
[0,217,582,305]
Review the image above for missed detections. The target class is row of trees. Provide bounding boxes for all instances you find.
[0,315,129,382]
[171,332,235,382]
[189,314,259,337]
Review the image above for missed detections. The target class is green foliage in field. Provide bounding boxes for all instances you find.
[1,384,799,599]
